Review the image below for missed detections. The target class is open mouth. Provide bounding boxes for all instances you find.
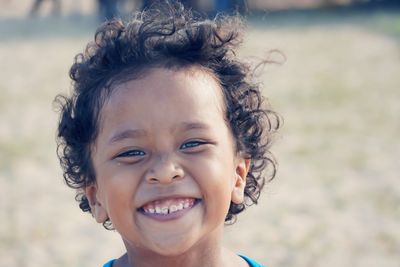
[138,197,200,216]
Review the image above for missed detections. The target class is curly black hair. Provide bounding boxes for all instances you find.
[55,1,281,228]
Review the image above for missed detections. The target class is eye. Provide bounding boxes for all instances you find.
[115,149,146,159]
[180,140,207,150]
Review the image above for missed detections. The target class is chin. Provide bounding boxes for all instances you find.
[148,238,199,257]
[152,239,194,257]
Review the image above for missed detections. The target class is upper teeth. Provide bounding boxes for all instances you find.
[143,200,194,215]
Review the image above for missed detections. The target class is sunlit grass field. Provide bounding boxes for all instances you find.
[1,8,399,267]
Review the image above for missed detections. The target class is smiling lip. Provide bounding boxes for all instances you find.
[138,197,200,221]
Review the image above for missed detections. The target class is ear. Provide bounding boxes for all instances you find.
[231,157,251,205]
[84,184,108,224]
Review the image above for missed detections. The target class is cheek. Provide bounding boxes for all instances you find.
[102,181,138,230]
[97,165,141,209]
[197,155,236,199]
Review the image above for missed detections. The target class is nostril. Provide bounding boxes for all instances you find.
[145,162,184,183]
[172,175,181,180]
[149,177,158,183]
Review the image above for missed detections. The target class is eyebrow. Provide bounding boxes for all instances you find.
[179,121,210,131]
[108,121,210,145]
[108,129,148,144]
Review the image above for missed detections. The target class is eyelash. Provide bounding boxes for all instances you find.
[180,140,207,150]
[116,149,145,158]
[114,140,207,160]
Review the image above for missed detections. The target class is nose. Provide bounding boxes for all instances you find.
[145,153,184,184]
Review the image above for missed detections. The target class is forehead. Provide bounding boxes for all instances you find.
[98,67,226,132]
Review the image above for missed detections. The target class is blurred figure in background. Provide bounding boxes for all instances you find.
[142,0,247,16]
[214,0,247,15]
[96,0,248,22]
[29,0,61,17]
[98,0,118,20]
[142,0,199,11]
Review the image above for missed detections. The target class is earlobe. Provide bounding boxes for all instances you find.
[84,184,108,224]
[231,158,251,205]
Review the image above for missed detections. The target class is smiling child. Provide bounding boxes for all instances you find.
[55,2,281,267]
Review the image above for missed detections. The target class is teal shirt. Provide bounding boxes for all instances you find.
[103,255,265,267]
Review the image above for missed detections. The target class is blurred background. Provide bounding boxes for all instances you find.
[0,0,399,267]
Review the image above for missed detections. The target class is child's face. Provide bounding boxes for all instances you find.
[85,67,249,256]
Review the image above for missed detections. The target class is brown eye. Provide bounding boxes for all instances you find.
[116,150,146,158]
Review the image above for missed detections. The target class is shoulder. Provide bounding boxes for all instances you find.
[239,255,266,267]
[102,259,115,267]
